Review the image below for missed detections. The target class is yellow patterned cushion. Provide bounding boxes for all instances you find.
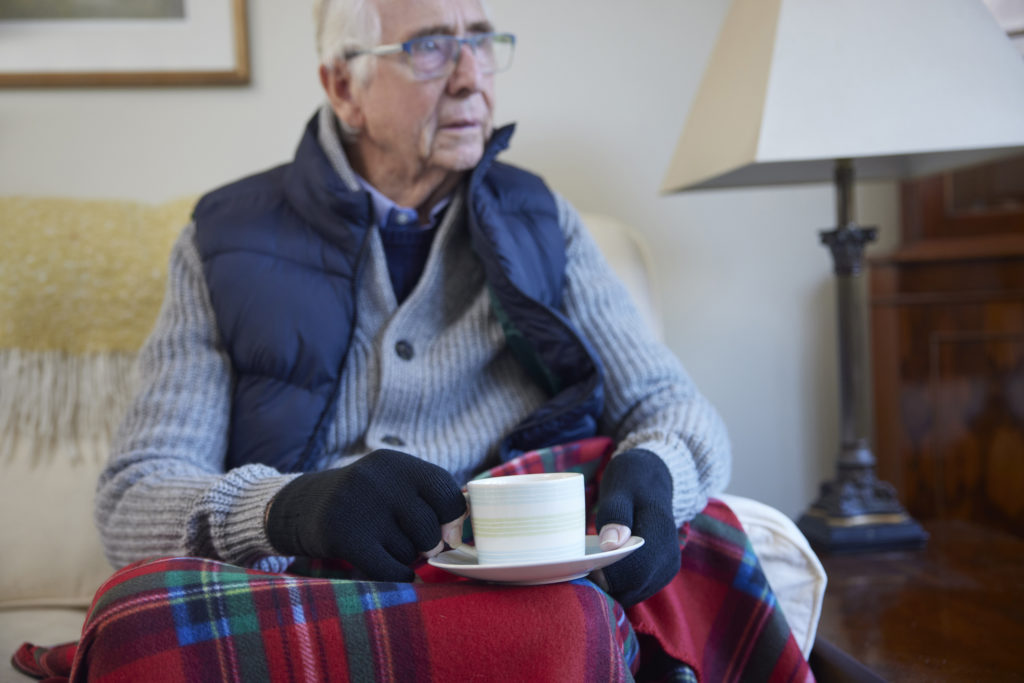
[0,196,194,353]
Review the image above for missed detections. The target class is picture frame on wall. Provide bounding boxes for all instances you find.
[0,0,249,87]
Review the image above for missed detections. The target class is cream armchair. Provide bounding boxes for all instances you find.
[0,199,825,681]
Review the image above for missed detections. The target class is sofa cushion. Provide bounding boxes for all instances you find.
[0,197,192,608]
[0,445,112,609]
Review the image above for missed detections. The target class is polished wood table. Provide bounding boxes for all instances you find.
[815,520,1024,681]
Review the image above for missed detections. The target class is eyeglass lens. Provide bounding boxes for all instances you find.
[407,34,513,79]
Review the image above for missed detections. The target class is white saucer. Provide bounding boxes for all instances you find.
[428,535,645,585]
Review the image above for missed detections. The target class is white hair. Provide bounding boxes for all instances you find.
[313,0,382,86]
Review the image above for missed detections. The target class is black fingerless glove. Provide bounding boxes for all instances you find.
[596,449,681,607]
[265,449,466,582]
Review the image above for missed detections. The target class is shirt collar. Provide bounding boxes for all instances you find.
[354,172,451,232]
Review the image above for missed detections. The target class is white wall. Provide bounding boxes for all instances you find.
[0,0,900,520]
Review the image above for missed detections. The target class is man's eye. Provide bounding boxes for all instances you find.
[417,38,442,53]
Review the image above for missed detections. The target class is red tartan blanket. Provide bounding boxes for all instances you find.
[11,438,813,682]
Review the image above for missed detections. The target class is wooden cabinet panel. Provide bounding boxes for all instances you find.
[870,154,1024,538]
[933,331,1024,531]
[901,154,1024,242]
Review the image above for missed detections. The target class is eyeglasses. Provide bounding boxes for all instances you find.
[344,32,516,81]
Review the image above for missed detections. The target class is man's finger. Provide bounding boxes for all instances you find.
[441,511,468,549]
[598,523,631,551]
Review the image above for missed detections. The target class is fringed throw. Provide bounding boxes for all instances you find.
[0,195,193,462]
[0,349,137,464]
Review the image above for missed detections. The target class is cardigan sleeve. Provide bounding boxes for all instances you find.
[554,194,732,525]
[95,222,298,571]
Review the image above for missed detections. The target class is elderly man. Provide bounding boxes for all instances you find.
[79,0,767,679]
[98,0,730,602]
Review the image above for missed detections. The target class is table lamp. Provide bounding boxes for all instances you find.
[662,0,1024,552]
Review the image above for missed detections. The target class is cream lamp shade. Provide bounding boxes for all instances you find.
[662,0,1024,193]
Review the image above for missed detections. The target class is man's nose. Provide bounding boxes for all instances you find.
[447,42,483,93]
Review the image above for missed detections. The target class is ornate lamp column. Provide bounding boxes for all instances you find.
[796,159,928,553]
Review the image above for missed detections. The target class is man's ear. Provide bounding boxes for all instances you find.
[319,62,365,132]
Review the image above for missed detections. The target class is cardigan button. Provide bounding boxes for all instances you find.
[395,340,414,360]
[381,435,406,447]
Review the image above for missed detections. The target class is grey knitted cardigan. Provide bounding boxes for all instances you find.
[95,105,731,572]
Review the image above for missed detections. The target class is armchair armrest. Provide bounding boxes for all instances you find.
[719,493,827,658]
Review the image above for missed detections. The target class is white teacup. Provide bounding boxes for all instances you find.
[466,472,586,565]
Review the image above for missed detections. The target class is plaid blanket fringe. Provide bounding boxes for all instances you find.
[12,437,813,682]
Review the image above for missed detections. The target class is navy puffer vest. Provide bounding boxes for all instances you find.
[193,113,603,473]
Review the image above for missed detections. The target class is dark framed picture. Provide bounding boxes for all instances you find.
[0,0,249,87]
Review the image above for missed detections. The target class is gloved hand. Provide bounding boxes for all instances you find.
[594,449,680,607]
[265,449,467,582]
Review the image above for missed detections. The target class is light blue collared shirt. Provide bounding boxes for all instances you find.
[355,174,451,232]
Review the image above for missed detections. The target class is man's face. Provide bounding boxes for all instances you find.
[345,0,496,185]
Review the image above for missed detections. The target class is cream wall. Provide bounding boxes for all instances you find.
[0,0,899,520]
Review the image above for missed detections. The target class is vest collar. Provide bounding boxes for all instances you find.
[471,124,515,192]
[283,114,374,253]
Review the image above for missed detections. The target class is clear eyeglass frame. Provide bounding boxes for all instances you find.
[344,32,516,81]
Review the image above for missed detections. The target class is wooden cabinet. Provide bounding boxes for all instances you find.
[869,154,1024,538]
